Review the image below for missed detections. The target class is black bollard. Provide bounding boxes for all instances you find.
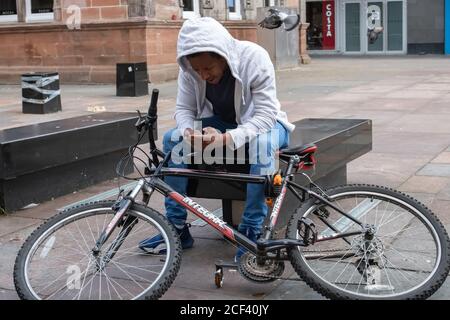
[116,62,149,97]
[21,72,62,114]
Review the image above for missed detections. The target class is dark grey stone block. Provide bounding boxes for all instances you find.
[0,112,146,212]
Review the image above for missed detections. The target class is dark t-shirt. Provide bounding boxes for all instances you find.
[206,66,237,125]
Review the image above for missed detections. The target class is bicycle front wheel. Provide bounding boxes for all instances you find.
[14,201,182,300]
[287,184,450,300]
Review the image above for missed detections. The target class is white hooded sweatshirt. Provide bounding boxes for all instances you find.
[175,17,295,150]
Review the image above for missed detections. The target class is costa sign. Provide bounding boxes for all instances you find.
[322,0,335,49]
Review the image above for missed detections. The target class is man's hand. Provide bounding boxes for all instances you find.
[183,127,232,149]
[202,127,234,147]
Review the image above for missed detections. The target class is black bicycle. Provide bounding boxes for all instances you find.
[14,89,450,300]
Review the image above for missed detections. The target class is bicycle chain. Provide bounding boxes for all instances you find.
[238,247,356,282]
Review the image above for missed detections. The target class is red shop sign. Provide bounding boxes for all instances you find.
[322,0,335,50]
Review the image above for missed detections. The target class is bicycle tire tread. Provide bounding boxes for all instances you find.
[286,183,450,300]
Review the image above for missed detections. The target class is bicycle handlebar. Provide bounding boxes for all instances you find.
[148,89,159,118]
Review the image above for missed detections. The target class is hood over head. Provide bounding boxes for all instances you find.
[177,17,240,80]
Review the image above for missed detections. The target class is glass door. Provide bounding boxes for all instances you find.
[367,1,384,52]
[343,0,406,54]
[386,1,404,52]
[344,1,361,53]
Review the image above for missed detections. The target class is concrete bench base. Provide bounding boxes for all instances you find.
[0,112,145,212]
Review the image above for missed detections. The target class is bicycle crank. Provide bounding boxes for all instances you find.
[238,252,285,283]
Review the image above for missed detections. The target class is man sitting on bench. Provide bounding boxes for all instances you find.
[139,17,295,262]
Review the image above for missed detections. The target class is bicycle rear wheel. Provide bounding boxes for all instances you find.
[14,200,181,300]
[286,184,450,300]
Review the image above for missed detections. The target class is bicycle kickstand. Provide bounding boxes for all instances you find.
[214,260,238,288]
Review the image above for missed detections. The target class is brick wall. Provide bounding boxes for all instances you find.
[0,20,257,84]
[59,0,129,23]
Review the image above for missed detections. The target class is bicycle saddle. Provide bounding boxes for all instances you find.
[279,143,317,157]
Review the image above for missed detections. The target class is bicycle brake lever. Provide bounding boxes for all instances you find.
[135,110,146,132]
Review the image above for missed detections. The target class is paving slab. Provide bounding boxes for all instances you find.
[0,216,41,238]
[437,182,450,201]
[0,288,18,300]
[372,132,450,155]
[429,277,450,300]
[415,101,450,115]
[427,200,450,225]
[344,98,429,112]
[382,115,450,134]
[432,152,450,164]
[347,152,434,188]
[0,241,22,291]
[398,176,450,194]
[417,164,450,177]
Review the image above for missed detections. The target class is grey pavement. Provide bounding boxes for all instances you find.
[1,56,450,299]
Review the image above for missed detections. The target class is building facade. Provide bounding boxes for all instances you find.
[0,0,307,84]
[0,1,448,84]
[305,0,449,55]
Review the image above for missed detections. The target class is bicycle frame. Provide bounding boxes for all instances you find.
[96,146,367,261]
[94,90,369,260]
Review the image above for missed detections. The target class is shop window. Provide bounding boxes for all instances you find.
[182,0,200,19]
[26,0,54,22]
[227,0,242,20]
[0,0,18,23]
[306,0,336,50]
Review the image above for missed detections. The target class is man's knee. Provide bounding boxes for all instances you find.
[163,128,183,152]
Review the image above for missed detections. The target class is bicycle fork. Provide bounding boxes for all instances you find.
[92,180,149,268]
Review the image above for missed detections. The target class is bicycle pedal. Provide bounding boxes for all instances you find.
[297,217,317,245]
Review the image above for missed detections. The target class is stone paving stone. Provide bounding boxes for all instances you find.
[427,200,450,225]
[429,277,450,300]
[347,153,434,189]
[437,182,450,201]
[432,152,450,164]
[344,84,400,94]
[0,288,18,300]
[382,115,450,134]
[162,285,252,300]
[0,241,22,290]
[372,132,450,155]
[349,98,429,112]
[384,90,442,100]
[263,279,325,300]
[318,92,375,102]
[416,101,450,115]
[0,216,41,238]
[0,224,38,245]
[399,176,449,194]
[417,164,450,177]
[408,83,450,91]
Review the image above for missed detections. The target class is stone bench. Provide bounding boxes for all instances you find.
[186,118,372,230]
[0,112,144,212]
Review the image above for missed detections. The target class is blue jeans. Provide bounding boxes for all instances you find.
[163,116,289,233]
